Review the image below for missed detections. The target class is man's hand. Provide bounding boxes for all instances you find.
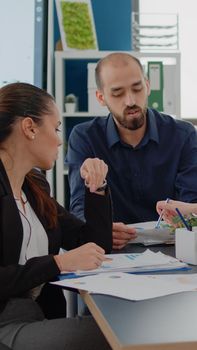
[112,222,137,250]
[80,158,108,193]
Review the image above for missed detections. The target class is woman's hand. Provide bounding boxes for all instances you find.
[80,158,108,193]
[112,222,137,250]
[54,242,106,272]
[156,200,197,224]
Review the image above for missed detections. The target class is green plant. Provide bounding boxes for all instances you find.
[159,213,197,234]
[60,1,96,50]
[65,93,77,103]
[172,213,197,230]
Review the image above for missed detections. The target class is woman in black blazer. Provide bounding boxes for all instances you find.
[0,83,112,350]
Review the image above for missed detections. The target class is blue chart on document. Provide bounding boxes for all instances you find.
[55,249,188,279]
[51,249,194,302]
[128,221,175,245]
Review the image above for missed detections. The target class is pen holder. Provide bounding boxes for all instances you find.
[175,227,197,265]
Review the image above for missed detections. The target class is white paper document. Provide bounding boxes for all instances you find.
[52,272,197,301]
[128,221,175,245]
[58,249,187,277]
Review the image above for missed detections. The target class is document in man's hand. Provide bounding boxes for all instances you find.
[57,249,188,279]
[128,221,175,245]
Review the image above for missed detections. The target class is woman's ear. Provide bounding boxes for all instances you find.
[21,117,37,140]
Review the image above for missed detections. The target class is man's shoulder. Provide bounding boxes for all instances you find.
[151,109,195,134]
[70,115,110,139]
[73,115,109,130]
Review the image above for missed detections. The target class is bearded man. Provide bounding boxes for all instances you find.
[66,52,197,250]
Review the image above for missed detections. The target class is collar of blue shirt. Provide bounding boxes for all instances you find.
[106,109,159,149]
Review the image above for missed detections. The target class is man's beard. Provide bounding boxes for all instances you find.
[111,105,147,131]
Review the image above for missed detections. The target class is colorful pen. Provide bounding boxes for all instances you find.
[175,207,192,231]
[155,198,170,229]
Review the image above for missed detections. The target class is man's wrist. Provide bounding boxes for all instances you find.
[95,179,107,192]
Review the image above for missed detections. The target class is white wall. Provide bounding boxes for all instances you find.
[140,0,197,119]
[0,0,35,87]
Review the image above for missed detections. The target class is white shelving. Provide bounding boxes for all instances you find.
[55,50,181,206]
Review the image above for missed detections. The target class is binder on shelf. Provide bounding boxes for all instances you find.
[148,61,164,112]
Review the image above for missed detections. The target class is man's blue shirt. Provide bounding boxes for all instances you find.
[66,109,197,224]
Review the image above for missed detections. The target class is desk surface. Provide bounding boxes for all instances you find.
[81,244,197,350]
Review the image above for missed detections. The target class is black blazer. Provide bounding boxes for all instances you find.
[0,161,112,315]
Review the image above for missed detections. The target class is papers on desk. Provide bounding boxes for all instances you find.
[55,249,188,279]
[51,272,197,301]
[128,221,175,246]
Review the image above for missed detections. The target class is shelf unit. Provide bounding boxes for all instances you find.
[55,50,181,207]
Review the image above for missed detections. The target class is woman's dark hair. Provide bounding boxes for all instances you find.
[0,82,58,228]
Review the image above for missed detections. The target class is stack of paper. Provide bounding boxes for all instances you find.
[58,249,188,278]
[51,272,197,301]
[128,221,175,246]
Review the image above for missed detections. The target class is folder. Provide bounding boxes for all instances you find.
[148,61,164,111]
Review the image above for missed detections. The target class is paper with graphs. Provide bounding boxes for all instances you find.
[52,272,197,301]
[57,249,187,278]
[128,221,175,245]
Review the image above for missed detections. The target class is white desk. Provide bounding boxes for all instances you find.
[80,244,197,349]
[81,291,197,350]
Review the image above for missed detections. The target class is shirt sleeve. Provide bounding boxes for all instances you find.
[57,187,112,254]
[0,254,60,300]
[66,125,94,220]
[175,125,197,202]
